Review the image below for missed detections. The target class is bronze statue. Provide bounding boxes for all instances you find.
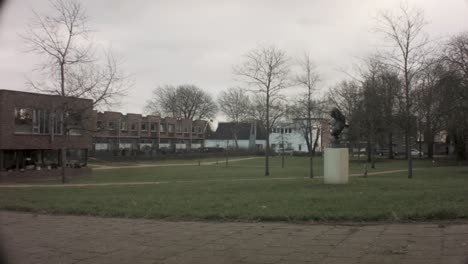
[330,107,347,147]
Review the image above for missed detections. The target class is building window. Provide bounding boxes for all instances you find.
[168,124,175,133]
[150,123,157,132]
[131,123,137,131]
[120,121,127,131]
[299,144,302,151]
[66,111,82,135]
[108,121,116,130]
[192,126,195,133]
[53,112,63,135]
[39,110,50,134]
[141,123,147,131]
[160,123,166,133]
[97,120,104,130]
[198,127,202,133]
[14,108,34,133]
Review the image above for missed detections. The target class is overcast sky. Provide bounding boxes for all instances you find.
[1,0,467,118]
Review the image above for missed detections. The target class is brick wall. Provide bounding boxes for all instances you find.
[0,90,94,150]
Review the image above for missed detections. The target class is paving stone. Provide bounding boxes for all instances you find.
[1,211,468,264]
[440,256,468,264]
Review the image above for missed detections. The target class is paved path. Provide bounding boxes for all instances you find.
[0,169,424,189]
[1,211,467,264]
[92,157,261,170]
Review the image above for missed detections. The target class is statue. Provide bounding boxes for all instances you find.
[330,107,347,147]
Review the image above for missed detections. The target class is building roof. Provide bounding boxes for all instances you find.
[0,89,93,103]
[207,122,267,140]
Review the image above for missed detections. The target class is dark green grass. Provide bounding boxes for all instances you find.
[76,156,432,184]
[0,157,466,222]
[88,156,247,168]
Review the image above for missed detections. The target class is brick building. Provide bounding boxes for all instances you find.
[0,90,94,181]
[92,111,209,157]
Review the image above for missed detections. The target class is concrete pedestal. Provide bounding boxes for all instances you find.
[324,148,349,184]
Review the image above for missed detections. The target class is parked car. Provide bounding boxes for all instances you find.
[411,149,423,157]
[377,149,398,157]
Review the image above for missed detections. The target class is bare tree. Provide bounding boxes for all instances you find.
[23,0,128,183]
[376,3,432,178]
[295,54,320,178]
[360,58,387,168]
[250,95,286,132]
[443,33,468,161]
[145,84,218,120]
[288,98,325,155]
[145,85,178,117]
[234,46,290,176]
[218,87,252,148]
[445,32,468,89]
[413,61,448,158]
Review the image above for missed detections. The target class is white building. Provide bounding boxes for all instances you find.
[205,121,267,150]
[270,119,323,153]
[205,119,328,153]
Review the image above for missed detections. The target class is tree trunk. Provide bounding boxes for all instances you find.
[312,127,320,155]
[60,62,67,184]
[225,144,229,168]
[418,137,423,158]
[233,133,239,149]
[455,132,466,161]
[367,137,372,163]
[304,129,312,153]
[406,129,413,178]
[0,150,3,171]
[369,132,375,169]
[388,132,394,159]
[308,119,314,179]
[281,150,285,168]
[61,148,66,183]
[405,69,413,178]
[265,93,270,176]
[427,139,434,159]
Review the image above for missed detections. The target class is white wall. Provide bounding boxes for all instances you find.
[159,143,170,149]
[175,143,186,149]
[119,143,132,150]
[191,143,202,149]
[95,143,108,151]
[205,139,251,149]
[269,128,321,153]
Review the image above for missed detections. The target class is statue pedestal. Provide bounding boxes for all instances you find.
[324,148,349,184]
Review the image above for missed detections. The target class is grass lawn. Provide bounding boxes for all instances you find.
[0,156,467,222]
[87,156,241,168]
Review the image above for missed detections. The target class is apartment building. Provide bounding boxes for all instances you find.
[92,111,209,156]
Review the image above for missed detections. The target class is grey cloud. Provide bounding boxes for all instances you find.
[1,0,468,116]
